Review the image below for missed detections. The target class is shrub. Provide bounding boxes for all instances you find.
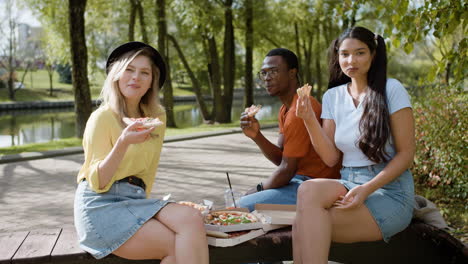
[412,85,467,232]
[55,64,72,84]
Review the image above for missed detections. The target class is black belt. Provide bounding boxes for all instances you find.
[117,176,146,190]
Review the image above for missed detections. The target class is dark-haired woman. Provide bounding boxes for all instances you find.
[293,26,415,263]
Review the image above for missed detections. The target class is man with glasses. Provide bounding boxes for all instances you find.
[239,48,341,213]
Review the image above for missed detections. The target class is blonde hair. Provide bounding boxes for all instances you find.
[99,47,165,122]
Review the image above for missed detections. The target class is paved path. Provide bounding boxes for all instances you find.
[0,129,279,233]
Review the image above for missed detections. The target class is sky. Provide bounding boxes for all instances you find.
[0,0,41,28]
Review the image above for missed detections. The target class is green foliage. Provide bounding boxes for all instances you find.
[382,0,467,87]
[55,64,72,84]
[412,85,467,207]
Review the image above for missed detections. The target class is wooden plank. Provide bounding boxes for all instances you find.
[0,232,29,264]
[50,228,90,262]
[12,229,60,264]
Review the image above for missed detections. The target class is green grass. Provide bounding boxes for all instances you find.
[0,138,83,156]
[0,119,278,156]
[0,69,195,102]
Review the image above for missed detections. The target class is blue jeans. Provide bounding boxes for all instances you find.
[239,175,310,212]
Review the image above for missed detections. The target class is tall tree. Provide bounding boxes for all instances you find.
[220,0,235,123]
[136,0,148,43]
[205,33,223,122]
[167,34,211,121]
[156,0,176,127]
[128,0,137,41]
[243,0,254,108]
[68,0,92,137]
[0,0,19,100]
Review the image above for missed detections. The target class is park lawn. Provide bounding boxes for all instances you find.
[0,69,195,102]
[0,119,277,156]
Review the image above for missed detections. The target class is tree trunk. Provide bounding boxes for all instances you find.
[314,25,322,98]
[7,4,15,101]
[244,0,254,108]
[128,0,137,41]
[167,34,211,121]
[221,0,235,123]
[445,61,451,85]
[156,0,176,127]
[19,62,31,91]
[302,30,313,87]
[46,64,54,96]
[294,22,302,85]
[136,0,148,43]
[206,34,223,122]
[69,0,92,138]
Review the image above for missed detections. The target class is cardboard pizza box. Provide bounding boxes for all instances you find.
[207,229,265,247]
[204,205,295,233]
[204,208,264,232]
[205,205,294,247]
[252,204,296,225]
[206,224,287,247]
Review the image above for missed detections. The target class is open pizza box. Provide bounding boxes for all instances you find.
[206,204,296,247]
[251,203,296,225]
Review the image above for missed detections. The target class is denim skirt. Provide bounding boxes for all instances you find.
[339,162,414,242]
[74,180,170,259]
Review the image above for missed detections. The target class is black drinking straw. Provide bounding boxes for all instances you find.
[226,172,237,207]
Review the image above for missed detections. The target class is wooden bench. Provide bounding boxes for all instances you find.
[1,221,466,264]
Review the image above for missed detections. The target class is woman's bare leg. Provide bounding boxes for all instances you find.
[294,179,347,264]
[113,218,176,262]
[294,179,382,263]
[292,219,302,264]
[155,203,209,264]
[113,203,208,264]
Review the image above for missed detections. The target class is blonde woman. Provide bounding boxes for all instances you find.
[74,42,209,264]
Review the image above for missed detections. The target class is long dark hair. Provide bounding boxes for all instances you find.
[328,26,390,163]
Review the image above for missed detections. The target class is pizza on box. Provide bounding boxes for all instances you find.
[296,83,312,98]
[177,201,209,214]
[122,117,164,131]
[204,211,259,226]
[245,104,262,117]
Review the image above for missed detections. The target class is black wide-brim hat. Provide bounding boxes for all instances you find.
[106,41,166,87]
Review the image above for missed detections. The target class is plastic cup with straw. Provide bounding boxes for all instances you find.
[226,172,237,208]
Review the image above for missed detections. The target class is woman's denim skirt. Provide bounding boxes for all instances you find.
[74,180,170,259]
[339,162,415,242]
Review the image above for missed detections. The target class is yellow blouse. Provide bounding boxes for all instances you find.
[76,105,166,197]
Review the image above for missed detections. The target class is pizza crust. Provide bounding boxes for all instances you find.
[122,117,164,130]
[245,104,262,117]
[297,83,312,98]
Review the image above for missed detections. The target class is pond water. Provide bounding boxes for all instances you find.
[0,96,282,148]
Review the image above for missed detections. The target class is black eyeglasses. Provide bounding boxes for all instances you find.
[257,68,286,81]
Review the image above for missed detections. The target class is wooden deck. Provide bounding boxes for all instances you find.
[0,221,466,264]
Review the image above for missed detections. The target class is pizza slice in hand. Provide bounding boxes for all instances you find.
[244,104,262,117]
[122,117,164,131]
[297,83,312,98]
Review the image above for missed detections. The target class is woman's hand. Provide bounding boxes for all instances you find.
[240,112,260,139]
[333,184,373,210]
[120,121,157,145]
[296,95,316,121]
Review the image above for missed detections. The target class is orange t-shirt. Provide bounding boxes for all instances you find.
[279,94,341,179]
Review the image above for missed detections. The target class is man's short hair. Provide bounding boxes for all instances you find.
[266,48,298,70]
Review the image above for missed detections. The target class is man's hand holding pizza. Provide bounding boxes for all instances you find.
[240,105,262,139]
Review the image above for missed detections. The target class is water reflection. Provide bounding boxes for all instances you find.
[0,96,281,148]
